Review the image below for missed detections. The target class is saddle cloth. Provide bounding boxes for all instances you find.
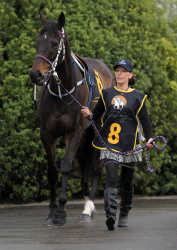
[72,53,105,106]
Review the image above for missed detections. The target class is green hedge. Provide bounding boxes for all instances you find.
[0,0,177,203]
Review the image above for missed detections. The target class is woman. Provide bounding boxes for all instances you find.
[81,59,154,230]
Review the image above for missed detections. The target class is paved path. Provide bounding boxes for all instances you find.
[0,197,177,250]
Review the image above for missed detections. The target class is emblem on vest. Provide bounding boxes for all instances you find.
[111,95,127,111]
[113,97,124,110]
[107,95,132,123]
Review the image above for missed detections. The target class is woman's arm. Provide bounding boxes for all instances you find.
[81,95,105,121]
[138,103,154,148]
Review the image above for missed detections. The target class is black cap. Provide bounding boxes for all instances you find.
[113,59,133,72]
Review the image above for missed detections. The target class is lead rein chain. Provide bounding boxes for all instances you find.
[60,84,167,173]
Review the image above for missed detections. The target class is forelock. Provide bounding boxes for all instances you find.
[39,21,59,37]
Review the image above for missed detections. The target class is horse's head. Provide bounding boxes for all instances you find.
[29,12,66,86]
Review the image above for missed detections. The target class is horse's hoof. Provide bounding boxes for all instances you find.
[91,207,97,217]
[79,213,92,223]
[44,217,54,227]
[53,216,67,226]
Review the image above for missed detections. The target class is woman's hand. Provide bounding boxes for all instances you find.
[146,138,154,148]
[81,106,92,117]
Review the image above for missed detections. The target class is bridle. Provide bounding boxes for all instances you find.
[33,28,78,106]
[35,28,66,79]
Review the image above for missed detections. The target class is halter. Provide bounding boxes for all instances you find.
[34,50,87,107]
[34,28,68,106]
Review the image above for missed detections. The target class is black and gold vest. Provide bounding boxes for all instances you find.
[92,86,147,154]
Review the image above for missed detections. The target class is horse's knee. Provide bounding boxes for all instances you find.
[60,157,73,175]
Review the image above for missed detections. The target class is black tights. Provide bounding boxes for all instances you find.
[105,162,135,191]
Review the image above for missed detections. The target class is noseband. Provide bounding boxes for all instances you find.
[35,28,65,75]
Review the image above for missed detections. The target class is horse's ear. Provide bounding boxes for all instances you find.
[40,11,48,26]
[58,12,65,30]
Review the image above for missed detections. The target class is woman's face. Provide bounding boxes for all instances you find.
[115,66,133,85]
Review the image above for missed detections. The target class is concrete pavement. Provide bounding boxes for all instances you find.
[0,196,177,250]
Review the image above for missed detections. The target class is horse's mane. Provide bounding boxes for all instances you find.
[40,21,59,37]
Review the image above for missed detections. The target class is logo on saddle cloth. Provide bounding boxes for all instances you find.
[85,64,105,103]
[93,70,105,101]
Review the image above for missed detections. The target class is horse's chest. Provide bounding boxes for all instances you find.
[43,112,79,136]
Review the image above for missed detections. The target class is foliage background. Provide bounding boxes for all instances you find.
[0,0,177,203]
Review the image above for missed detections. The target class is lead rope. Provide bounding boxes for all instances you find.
[60,84,167,173]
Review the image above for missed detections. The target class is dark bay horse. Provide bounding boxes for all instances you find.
[29,11,115,226]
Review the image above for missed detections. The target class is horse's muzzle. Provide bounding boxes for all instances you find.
[29,70,44,86]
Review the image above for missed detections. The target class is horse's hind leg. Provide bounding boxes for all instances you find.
[78,126,103,222]
[79,150,102,222]
[40,128,58,226]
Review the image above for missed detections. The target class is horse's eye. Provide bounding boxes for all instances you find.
[51,42,59,48]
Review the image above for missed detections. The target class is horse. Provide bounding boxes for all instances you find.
[113,97,124,110]
[29,11,116,226]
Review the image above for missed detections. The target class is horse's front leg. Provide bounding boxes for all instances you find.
[53,127,81,226]
[40,128,58,227]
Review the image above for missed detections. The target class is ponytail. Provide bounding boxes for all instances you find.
[128,75,136,86]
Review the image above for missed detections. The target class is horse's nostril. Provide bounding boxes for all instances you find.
[29,70,43,85]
